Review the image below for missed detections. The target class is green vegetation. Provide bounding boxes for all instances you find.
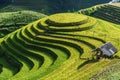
[46,13,88,26]
[0,11,46,37]
[77,4,107,15]
[91,60,120,80]
[0,12,120,80]
[0,5,28,12]
[78,4,120,24]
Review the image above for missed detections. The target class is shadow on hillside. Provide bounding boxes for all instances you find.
[77,58,98,69]
[112,55,120,59]
[78,55,120,69]
[45,31,106,43]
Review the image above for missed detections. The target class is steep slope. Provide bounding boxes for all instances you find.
[0,13,120,80]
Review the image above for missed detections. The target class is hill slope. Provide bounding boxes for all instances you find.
[78,4,120,24]
[0,11,46,38]
[0,13,120,80]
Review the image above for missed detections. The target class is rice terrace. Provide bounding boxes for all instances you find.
[0,0,120,80]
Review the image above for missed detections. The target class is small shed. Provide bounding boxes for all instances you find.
[91,42,118,59]
[99,42,118,57]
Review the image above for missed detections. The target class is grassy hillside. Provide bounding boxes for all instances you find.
[0,13,120,80]
[0,5,28,12]
[78,4,120,24]
[0,4,49,14]
[91,60,120,80]
[0,11,46,38]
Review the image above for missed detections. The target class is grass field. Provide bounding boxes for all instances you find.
[0,10,46,38]
[0,12,120,80]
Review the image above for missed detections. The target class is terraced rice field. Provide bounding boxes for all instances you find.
[0,13,120,80]
[78,4,120,24]
[91,5,120,24]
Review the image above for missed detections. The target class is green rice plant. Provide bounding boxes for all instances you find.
[0,12,120,80]
[46,13,88,26]
[39,17,97,32]
[90,60,120,80]
[11,26,70,79]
